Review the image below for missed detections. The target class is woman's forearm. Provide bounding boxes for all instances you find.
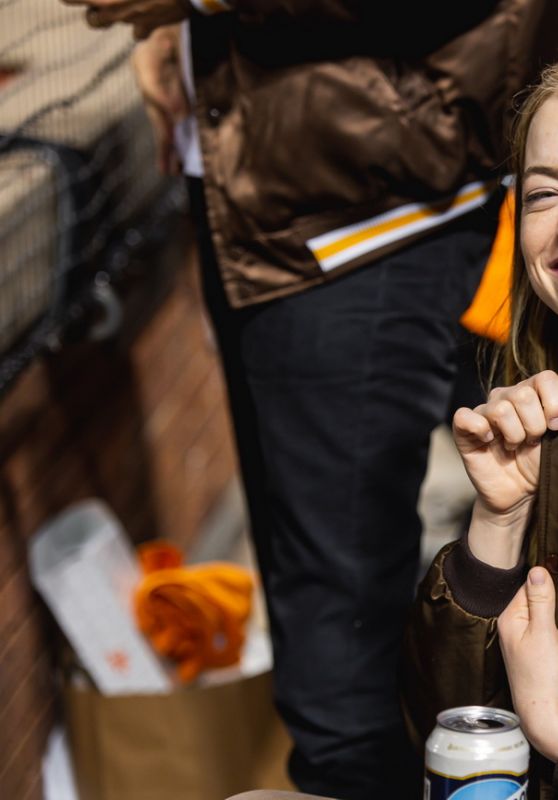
[467,498,533,568]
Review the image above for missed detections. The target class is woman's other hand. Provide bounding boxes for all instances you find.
[498,567,558,763]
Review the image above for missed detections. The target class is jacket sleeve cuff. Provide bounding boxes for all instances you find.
[442,533,528,618]
[190,0,232,14]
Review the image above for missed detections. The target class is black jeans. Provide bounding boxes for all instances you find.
[188,179,500,799]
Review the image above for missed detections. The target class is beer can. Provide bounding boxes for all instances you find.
[424,706,529,799]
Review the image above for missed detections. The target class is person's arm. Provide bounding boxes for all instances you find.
[401,542,512,750]
[131,25,190,174]
[498,567,558,764]
[61,0,197,40]
[59,0,498,41]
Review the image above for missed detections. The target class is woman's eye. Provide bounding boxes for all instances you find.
[524,190,558,205]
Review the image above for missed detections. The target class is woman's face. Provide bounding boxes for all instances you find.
[521,93,558,314]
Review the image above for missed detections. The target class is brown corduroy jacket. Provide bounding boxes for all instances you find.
[402,431,558,800]
[190,0,558,308]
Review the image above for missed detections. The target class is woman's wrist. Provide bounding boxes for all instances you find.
[521,706,558,764]
[467,498,533,569]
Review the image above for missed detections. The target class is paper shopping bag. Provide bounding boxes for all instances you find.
[64,669,293,800]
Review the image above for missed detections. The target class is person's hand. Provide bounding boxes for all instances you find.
[131,25,189,175]
[498,566,558,763]
[453,371,558,567]
[61,0,191,40]
[453,371,558,516]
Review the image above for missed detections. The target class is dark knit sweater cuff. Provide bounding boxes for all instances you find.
[443,534,528,618]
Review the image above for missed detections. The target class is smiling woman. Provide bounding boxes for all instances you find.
[402,62,558,800]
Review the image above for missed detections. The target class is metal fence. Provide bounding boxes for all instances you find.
[0,0,185,393]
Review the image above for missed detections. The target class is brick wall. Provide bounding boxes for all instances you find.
[0,225,238,799]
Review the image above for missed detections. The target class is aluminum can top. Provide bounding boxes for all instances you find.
[436,706,521,735]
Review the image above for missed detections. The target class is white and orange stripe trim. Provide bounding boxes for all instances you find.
[190,0,231,13]
[307,180,494,273]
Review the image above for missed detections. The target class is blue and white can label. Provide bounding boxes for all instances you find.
[424,768,528,799]
[425,707,529,800]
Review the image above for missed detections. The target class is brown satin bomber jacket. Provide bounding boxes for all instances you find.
[402,431,558,799]
[189,0,558,308]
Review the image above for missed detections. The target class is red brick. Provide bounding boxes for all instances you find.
[0,244,237,792]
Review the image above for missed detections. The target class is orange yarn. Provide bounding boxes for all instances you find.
[135,542,254,682]
[460,189,514,344]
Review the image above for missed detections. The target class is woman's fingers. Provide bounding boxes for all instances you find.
[478,371,558,450]
[524,567,557,633]
[452,406,494,452]
[530,370,558,430]
[499,569,556,652]
[498,567,556,661]
[498,583,529,643]
[483,394,540,450]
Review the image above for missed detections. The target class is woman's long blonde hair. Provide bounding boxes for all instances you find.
[500,63,558,386]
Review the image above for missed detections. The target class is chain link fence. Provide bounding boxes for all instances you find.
[0,0,186,393]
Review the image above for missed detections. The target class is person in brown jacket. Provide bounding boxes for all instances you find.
[63,0,558,796]
[402,63,558,798]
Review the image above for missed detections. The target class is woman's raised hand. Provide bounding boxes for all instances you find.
[453,370,558,567]
[453,370,558,514]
